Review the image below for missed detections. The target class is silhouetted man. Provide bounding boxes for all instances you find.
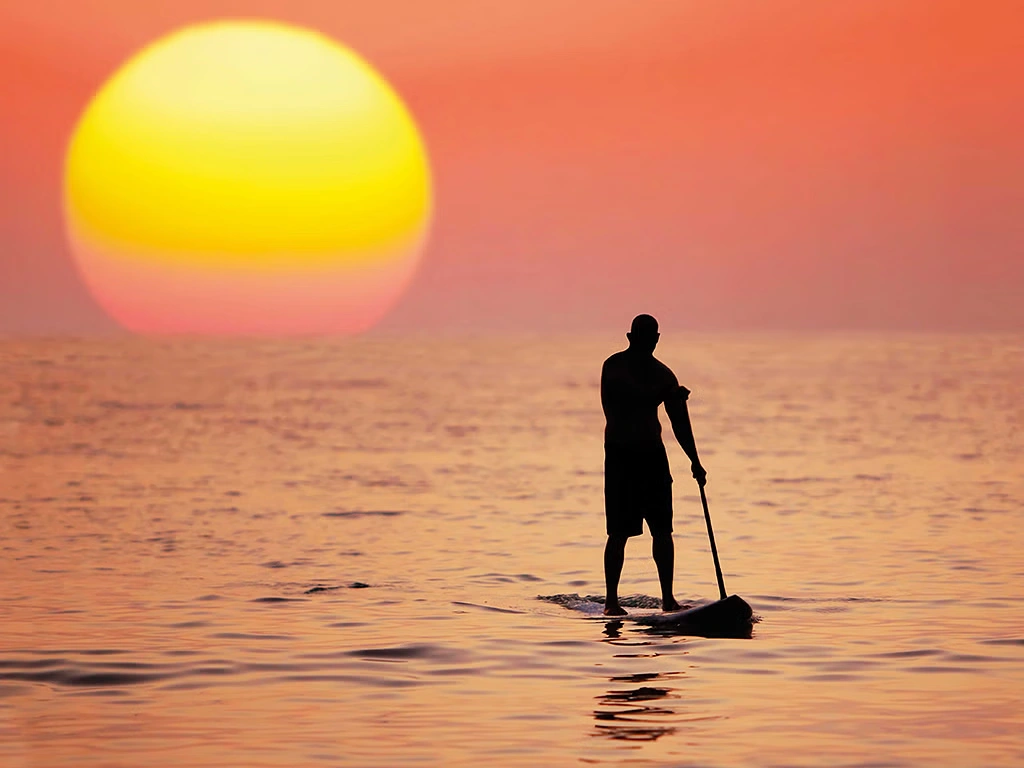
[601,314,706,616]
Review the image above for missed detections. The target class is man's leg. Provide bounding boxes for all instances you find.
[652,532,681,611]
[603,535,628,616]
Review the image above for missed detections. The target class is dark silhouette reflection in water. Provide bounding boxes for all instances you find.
[593,617,749,742]
[594,623,681,741]
[593,679,681,742]
[602,620,624,639]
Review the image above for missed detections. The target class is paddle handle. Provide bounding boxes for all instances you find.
[700,485,728,600]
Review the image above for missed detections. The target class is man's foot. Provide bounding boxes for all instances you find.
[662,597,681,612]
[604,603,628,617]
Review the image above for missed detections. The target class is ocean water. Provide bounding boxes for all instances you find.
[1,334,1022,767]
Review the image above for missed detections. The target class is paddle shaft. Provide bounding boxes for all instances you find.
[699,485,728,600]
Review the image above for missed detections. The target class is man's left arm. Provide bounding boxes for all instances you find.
[665,384,707,487]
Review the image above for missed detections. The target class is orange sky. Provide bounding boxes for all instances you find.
[1,0,1021,333]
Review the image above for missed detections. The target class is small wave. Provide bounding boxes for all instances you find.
[799,673,856,683]
[476,573,544,584]
[95,400,160,411]
[979,638,1024,646]
[346,644,468,664]
[251,597,306,604]
[170,402,209,410]
[305,582,370,594]
[0,654,437,691]
[314,378,387,390]
[322,510,404,519]
[0,661,172,687]
[451,601,524,615]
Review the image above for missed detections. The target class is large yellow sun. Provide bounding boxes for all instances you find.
[64,20,432,334]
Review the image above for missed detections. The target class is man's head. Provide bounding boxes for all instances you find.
[626,314,660,355]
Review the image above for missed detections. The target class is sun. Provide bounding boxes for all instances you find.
[64,20,432,335]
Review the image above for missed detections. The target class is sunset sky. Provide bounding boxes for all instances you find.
[1,0,1021,334]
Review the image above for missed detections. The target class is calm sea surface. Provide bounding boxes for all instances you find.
[1,334,1022,767]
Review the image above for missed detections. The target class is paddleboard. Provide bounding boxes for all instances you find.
[626,594,754,636]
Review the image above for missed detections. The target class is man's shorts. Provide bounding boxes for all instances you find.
[604,442,673,538]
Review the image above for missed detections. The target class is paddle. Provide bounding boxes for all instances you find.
[699,484,728,601]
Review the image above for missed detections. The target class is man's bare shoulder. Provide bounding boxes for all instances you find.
[602,350,629,372]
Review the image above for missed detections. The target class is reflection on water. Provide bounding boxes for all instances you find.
[594,678,680,742]
[602,620,624,639]
[1,335,1023,767]
[595,620,730,746]
[594,670,701,743]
